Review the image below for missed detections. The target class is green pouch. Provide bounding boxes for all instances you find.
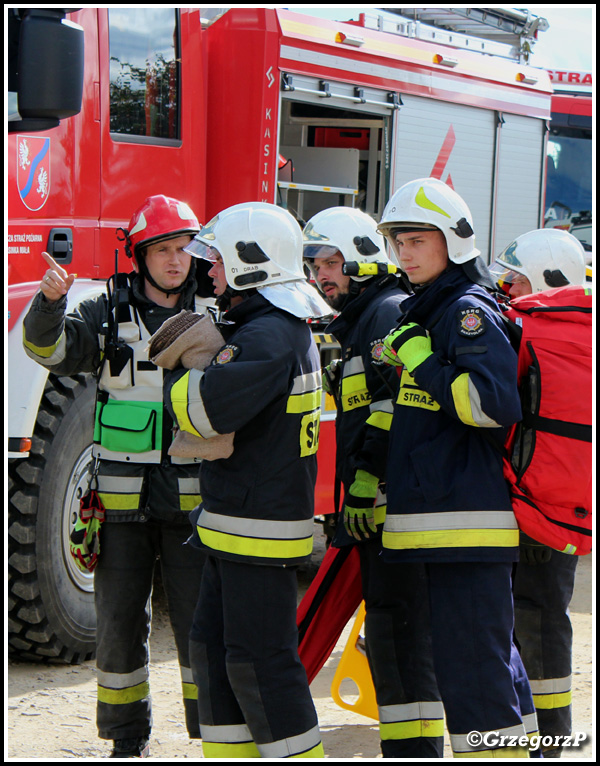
[95,400,162,454]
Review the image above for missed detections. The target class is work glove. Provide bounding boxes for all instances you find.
[344,469,380,541]
[519,532,553,565]
[69,489,105,573]
[382,323,433,373]
[322,359,341,398]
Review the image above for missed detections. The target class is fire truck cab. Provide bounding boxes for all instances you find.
[543,69,593,262]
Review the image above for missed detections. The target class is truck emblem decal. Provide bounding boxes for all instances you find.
[430,125,456,190]
[17,135,51,211]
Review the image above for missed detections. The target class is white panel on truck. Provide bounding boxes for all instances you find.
[390,95,497,262]
[491,112,546,260]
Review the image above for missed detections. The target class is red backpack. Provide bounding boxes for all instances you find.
[501,285,593,555]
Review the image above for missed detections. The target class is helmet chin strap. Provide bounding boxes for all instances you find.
[217,285,256,311]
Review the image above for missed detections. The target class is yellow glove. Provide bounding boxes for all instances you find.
[382,323,433,373]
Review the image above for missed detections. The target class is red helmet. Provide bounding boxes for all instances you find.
[126,195,200,259]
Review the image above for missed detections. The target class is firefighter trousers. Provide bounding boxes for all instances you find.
[189,555,324,758]
[513,551,578,739]
[94,519,205,741]
[358,540,444,758]
[426,561,536,758]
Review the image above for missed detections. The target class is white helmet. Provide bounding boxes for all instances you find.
[185,202,331,319]
[490,228,586,293]
[303,207,395,282]
[378,177,480,264]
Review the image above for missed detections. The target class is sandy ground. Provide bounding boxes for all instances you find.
[5,528,594,761]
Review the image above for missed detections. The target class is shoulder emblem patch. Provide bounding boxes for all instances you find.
[214,344,241,365]
[370,340,386,365]
[457,308,486,337]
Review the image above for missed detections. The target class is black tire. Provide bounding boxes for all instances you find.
[8,373,97,663]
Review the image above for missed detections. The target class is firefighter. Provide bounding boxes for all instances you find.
[164,201,330,758]
[302,207,444,757]
[377,178,537,758]
[22,195,210,758]
[490,228,586,299]
[491,228,588,758]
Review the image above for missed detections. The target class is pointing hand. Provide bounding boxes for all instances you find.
[40,251,76,302]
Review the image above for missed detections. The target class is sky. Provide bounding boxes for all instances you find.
[289,5,595,73]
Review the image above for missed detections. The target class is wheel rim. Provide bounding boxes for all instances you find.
[62,445,95,593]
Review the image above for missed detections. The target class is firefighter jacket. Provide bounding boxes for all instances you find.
[382,265,522,563]
[22,274,204,522]
[327,277,409,535]
[165,293,322,566]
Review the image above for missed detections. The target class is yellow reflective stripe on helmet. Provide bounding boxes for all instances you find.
[170,371,204,439]
[97,680,149,705]
[451,373,501,427]
[416,185,451,218]
[198,526,313,560]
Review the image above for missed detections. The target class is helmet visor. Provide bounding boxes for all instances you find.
[184,237,220,262]
[302,244,340,261]
[489,261,529,294]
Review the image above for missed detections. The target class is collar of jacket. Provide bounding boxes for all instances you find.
[400,265,497,329]
[328,275,401,334]
[222,291,275,326]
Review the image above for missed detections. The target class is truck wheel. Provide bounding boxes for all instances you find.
[8,373,97,663]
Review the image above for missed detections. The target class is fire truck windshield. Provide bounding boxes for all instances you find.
[545,130,592,252]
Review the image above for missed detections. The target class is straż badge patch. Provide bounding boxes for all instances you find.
[214,344,241,364]
[457,308,485,337]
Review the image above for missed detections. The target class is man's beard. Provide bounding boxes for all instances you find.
[323,284,348,312]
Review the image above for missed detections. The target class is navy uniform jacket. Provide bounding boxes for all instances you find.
[382,266,522,563]
[166,293,322,566]
[326,277,408,544]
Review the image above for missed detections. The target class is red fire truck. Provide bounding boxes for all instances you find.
[8,7,552,661]
[543,69,592,262]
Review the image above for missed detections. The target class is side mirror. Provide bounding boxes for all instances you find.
[9,8,84,133]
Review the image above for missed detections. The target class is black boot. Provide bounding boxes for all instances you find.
[110,737,150,758]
